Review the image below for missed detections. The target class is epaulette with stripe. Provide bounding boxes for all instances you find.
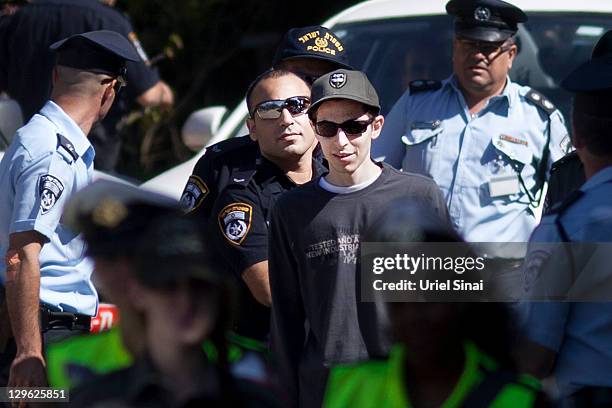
[525,89,556,116]
[56,133,79,161]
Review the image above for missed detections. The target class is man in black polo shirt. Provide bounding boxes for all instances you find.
[208,69,326,348]
[180,25,350,220]
[180,26,350,351]
[0,0,173,170]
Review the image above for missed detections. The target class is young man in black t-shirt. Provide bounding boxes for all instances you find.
[268,69,450,408]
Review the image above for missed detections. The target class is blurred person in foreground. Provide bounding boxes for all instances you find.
[323,202,548,408]
[69,181,281,407]
[46,179,180,389]
[519,29,612,405]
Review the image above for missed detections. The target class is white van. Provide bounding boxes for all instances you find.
[4,0,611,198]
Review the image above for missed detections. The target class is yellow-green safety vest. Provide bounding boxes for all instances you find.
[323,341,542,408]
[46,328,267,389]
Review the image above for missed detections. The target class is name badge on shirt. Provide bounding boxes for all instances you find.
[488,174,520,197]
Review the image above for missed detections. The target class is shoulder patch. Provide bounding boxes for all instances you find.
[208,135,255,157]
[525,90,556,116]
[409,80,442,94]
[218,203,253,246]
[180,175,209,213]
[57,134,79,161]
[39,174,64,214]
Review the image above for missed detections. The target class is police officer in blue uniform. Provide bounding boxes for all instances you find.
[542,31,612,214]
[0,0,173,170]
[0,30,139,389]
[373,0,568,244]
[520,30,612,402]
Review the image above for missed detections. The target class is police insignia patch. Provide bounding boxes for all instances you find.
[39,175,64,215]
[329,72,346,89]
[218,203,253,245]
[523,249,551,294]
[180,175,209,213]
[474,6,491,22]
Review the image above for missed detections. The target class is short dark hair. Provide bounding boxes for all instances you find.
[572,91,612,156]
[245,68,309,115]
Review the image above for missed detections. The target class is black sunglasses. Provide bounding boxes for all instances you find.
[315,116,375,138]
[252,96,311,120]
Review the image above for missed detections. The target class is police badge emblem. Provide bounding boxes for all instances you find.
[474,6,491,22]
[180,175,209,213]
[38,174,64,215]
[329,72,347,89]
[218,203,253,245]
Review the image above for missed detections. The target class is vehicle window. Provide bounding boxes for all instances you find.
[333,13,612,121]
[334,16,454,115]
[522,14,612,118]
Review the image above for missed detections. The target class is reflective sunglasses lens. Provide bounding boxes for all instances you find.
[315,121,339,138]
[342,120,370,135]
[256,101,283,119]
[285,97,310,115]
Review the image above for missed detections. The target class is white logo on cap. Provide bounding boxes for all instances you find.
[474,6,491,22]
[329,72,347,89]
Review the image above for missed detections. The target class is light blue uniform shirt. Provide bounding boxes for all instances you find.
[0,101,97,316]
[521,166,612,397]
[373,75,568,242]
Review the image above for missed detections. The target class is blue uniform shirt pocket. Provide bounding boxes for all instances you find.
[491,134,533,167]
[400,121,443,176]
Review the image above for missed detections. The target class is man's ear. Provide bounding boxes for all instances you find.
[507,44,518,69]
[247,117,257,142]
[101,79,116,106]
[370,115,385,140]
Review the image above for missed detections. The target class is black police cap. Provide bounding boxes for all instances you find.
[272,25,352,69]
[50,30,140,77]
[63,180,180,257]
[446,0,527,43]
[562,30,612,92]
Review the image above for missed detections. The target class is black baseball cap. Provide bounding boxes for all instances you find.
[446,0,527,43]
[309,69,380,118]
[50,30,140,77]
[272,25,352,69]
[562,30,612,92]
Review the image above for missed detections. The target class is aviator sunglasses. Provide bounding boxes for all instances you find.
[315,116,375,138]
[252,96,311,120]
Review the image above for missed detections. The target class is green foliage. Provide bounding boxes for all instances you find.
[114,0,355,180]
